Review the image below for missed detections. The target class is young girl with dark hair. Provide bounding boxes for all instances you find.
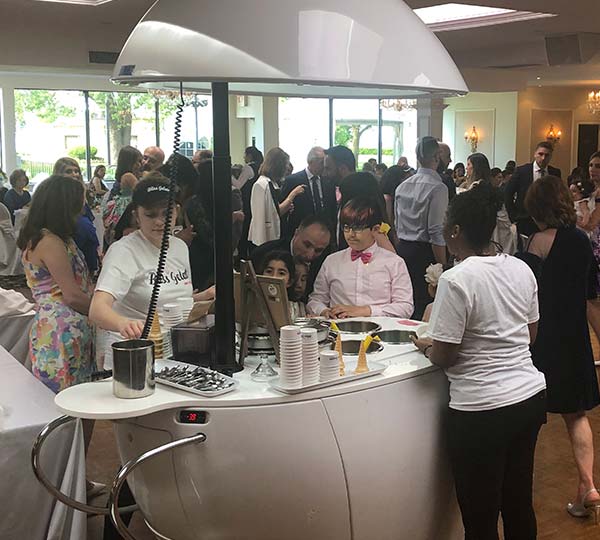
[257,250,306,320]
[308,197,413,319]
[17,175,95,392]
[412,182,546,539]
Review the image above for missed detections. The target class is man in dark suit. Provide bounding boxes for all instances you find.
[251,215,332,298]
[437,142,457,201]
[505,141,561,238]
[280,146,337,238]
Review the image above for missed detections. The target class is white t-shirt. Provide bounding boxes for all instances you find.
[428,254,546,412]
[96,230,193,320]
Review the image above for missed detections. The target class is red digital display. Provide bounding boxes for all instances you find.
[179,410,208,424]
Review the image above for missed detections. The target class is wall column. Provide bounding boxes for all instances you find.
[416,97,446,140]
[1,86,17,173]
[262,96,279,151]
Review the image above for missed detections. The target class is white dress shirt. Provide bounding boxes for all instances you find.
[533,161,546,182]
[305,167,323,211]
[307,243,413,317]
[248,175,280,246]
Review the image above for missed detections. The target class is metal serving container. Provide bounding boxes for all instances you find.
[333,320,382,334]
[240,319,331,353]
[328,339,384,355]
[375,330,416,344]
[112,339,155,399]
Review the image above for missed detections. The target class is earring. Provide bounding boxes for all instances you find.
[451,234,456,239]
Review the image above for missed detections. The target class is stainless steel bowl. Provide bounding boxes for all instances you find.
[375,330,416,344]
[333,320,382,334]
[328,340,384,355]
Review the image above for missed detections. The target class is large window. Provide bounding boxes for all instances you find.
[380,101,418,168]
[279,98,329,171]
[332,99,379,170]
[15,89,86,184]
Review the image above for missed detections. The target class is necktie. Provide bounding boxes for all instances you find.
[350,249,372,264]
[311,177,323,212]
[540,168,546,178]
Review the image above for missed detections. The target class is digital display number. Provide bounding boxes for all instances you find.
[178,410,208,424]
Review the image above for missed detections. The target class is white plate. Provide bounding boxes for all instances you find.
[273,360,386,394]
[416,324,430,338]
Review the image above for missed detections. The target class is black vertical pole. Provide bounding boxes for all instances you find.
[155,99,161,147]
[377,100,383,164]
[328,98,334,147]
[211,82,239,374]
[83,91,92,181]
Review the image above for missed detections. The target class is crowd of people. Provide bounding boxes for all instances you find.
[3,131,600,537]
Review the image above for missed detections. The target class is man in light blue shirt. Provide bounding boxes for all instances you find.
[395,136,448,319]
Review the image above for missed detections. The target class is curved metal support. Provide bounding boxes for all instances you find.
[31,415,138,515]
[109,432,207,540]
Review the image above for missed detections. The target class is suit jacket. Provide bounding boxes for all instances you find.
[280,170,337,239]
[505,162,561,237]
[250,237,332,299]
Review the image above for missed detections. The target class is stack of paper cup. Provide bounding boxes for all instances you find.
[301,328,319,386]
[162,304,183,328]
[279,325,303,389]
[320,350,340,382]
[178,297,194,322]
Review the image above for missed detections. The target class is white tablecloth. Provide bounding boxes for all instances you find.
[13,208,28,239]
[0,311,35,367]
[0,346,87,540]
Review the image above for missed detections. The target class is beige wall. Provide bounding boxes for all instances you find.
[443,92,518,169]
[517,87,600,175]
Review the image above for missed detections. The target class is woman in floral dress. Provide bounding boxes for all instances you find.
[17,175,95,393]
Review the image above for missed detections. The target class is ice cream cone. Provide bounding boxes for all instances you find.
[354,340,369,374]
[335,333,345,376]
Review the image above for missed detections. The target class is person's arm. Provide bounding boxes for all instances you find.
[37,235,92,314]
[584,202,600,231]
[89,291,144,339]
[528,321,538,345]
[279,185,305,216]
[428,185,448,265]
[306,259,331,316]
[504,170,520,222]
[384,194,395,228]
[369,258,414,318]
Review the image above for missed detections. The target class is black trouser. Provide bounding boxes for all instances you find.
[395,239,434,320]
[447,390,547,540]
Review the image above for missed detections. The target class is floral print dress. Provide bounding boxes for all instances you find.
[23,237,95,393]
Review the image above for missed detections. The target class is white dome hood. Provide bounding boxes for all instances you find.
[112,0,468,98]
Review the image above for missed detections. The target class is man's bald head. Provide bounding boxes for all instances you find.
[142,146,165,172]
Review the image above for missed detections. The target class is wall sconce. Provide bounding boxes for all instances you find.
[546,124,562,144]
[464,126,479,153]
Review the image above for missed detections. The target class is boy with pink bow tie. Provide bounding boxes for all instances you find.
[307,197,413,319]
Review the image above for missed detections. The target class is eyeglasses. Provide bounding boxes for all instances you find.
[342,224,369,234]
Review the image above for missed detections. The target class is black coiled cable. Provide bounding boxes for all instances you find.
[141,84,185,339]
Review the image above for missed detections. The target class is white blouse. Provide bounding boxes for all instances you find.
[248,175,280,246]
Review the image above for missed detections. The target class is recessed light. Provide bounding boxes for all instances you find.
[35,0,113,5]
[414,3,556,32]
[536,76,542,80]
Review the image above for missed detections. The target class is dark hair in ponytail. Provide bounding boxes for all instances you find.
[446,182,503,251]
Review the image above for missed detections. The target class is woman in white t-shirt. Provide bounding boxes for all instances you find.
[412,183,546,540]
[90,174,214,364]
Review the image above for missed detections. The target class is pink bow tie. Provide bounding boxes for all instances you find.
[350,249,372,264]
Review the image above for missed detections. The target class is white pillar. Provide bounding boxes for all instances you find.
[1,85,17,173]
[262,96,279,151]
[416,97,446,140]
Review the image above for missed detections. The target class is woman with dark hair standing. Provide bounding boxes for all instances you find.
[111,145,142,197]
[412,183,546,539]
[523,176,600,521]
[465,152,516,254]
[17,175,95,391]
[248,147,304,247]
[238,146,264,258]
[89,164,108,202]
[53,157,100,274]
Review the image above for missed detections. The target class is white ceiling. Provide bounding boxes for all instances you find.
[1,0,600,91]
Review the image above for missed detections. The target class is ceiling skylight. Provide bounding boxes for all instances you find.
[35,0,113,5]
[414,3,556,32]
